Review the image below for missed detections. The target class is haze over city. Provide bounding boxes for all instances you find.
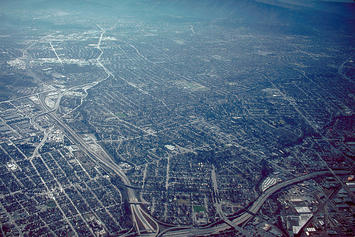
[0,0,354,236]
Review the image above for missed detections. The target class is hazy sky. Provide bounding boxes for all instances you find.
[257,0,354,5]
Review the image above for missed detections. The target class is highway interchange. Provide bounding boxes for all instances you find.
[31,25,351,236]
[31,25,160,236]
[25,24,352,237]
[31,93,350,237]
[161,170,349,236]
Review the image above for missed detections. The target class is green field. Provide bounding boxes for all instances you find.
[193,205,205,212]
[46,200,56,208]
[115,112,127,118]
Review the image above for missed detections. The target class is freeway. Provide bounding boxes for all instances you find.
[44,100,159,234]
[34,25,159,236]
[41,98,158,235]
[33,23,352,236]
[211,165,250,235]
[37,89,350,237]
[162,170,349,236]
[36,90,351,237]
[338,58,354,84]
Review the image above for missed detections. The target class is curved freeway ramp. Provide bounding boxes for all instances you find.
[162,170,349,237]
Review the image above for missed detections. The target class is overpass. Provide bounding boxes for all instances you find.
[162,170,349,236]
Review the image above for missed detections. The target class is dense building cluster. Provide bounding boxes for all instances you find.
[0,0,354,236]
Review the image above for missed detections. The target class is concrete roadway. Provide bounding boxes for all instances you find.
[36,24,160,235]
[41,99,349,237]
[39,94,158,235]
[162,170,349,236]
[37,93,350,236]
